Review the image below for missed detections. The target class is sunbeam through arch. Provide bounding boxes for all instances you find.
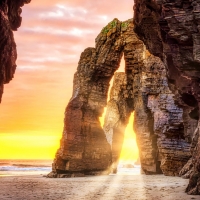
[119,111,139,163]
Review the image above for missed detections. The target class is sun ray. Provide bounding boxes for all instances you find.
[119,112,139,163]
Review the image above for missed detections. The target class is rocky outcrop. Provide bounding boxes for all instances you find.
[49,19,124,178]
[49,19,152,178]
[50,18,193,178]
[103,54,192,176]
[0,0,31,102]
[134,0,200,195]
[142,54,191,176]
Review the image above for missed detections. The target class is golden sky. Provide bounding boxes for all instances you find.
[0,0,135,160]
[120,112,139,162]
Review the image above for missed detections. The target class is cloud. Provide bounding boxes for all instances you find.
[0,0,134,153]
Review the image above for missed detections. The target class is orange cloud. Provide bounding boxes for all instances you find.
[0,0,134,159]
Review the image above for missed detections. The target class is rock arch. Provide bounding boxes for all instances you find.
[49,19,194,178]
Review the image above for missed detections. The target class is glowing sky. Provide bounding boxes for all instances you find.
[0,0,134,159]
[120,112,139,162]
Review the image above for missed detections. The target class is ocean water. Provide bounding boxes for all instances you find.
[0,159,141,176]
[117,162,141,175]
[0,159,52,176]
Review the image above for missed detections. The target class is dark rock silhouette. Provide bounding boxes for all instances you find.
[0,0,31,102]
[134,0,200,195]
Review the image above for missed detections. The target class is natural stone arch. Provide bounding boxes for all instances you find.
[50,18,125,177]
[103,52,192,176]
[49,18,193,178]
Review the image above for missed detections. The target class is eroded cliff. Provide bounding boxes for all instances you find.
[50,18,193,178]
[134,0,200,195]
[49,19,124,178]
[0,0,30,102]
[104,54,192,176]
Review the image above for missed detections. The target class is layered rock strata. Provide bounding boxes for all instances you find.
[141,54,191,176]
[51,18,192,178]
[104,55,192,176]
[49,19,124,178]
[0,0,31,102]
[134,0,200,195]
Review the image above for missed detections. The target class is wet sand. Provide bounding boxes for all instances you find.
[0,174,198,200]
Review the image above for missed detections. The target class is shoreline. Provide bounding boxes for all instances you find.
[0,173,198,200]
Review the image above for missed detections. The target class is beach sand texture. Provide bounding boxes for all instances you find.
[0,174,198,200]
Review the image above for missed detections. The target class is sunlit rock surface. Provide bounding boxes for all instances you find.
[134,0,200,195]
[135,53,190,176]
[50,19,140,178]
[49,19,124,178]
[0,0,31,102]
[50,18,194,178]
[104,56,192,176]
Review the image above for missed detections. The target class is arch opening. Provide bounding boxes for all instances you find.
[101,54,140,175]
[118,112,140,173]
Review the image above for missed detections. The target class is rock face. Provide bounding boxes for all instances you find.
[49,19,123,178]
[50,19,146,178]
[140,54,192,176]
[0,0,31,102]
[104,55,192,176]
[50,18,193,178]
[134,0,200,195]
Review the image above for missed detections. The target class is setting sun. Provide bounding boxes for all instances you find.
[0,133,60,159]
[119,112,139,162]
[100,109,139,163]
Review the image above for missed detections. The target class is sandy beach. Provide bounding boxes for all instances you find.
[0,173,198,200]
